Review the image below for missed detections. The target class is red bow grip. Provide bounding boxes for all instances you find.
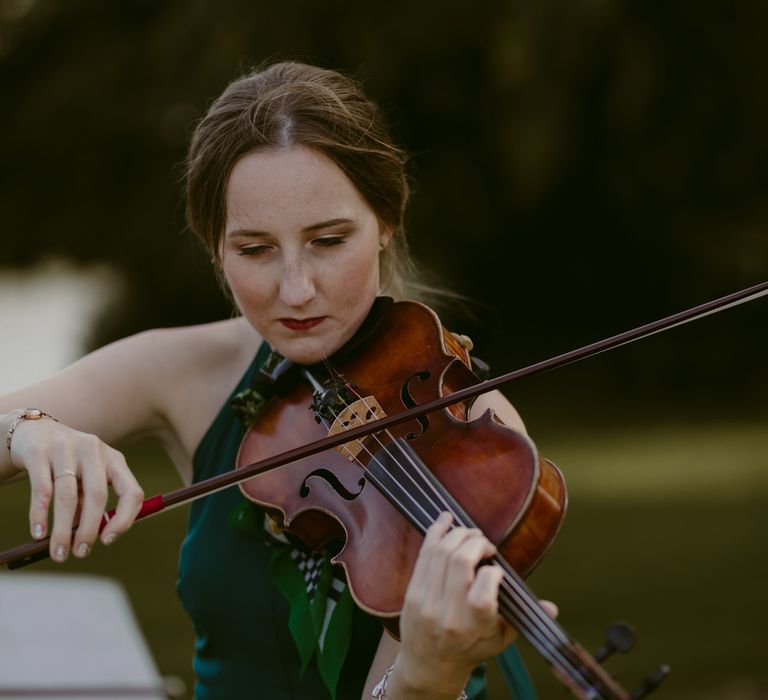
[2,493,165,570]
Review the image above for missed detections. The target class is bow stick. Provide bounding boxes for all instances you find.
[2,279,767,569]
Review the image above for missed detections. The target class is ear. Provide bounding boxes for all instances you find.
[378,225,393,251]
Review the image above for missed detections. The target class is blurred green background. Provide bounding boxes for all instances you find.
[1,0,767,698]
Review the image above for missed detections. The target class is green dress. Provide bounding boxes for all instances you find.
[178,342,382,699]
[176,342,535,699]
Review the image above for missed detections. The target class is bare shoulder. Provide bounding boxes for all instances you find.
[149,316,261,394]
[119,317,262,464]
[124,316,259,381]
[67,317,258,409]
[1,317,261,478]
[469,390,526,433]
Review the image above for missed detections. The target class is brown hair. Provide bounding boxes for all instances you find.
[185,61,420,300]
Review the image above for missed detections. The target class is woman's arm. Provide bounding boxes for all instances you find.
[0,331,177,560]
[363,633,400,699]
[0,330,177,465]
[0,319,256,562]
[468,389,526,432]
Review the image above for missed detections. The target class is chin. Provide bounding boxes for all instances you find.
[274,338,336,366]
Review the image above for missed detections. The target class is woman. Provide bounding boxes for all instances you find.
[0,62,541,699]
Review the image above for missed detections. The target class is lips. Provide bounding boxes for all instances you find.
[280,317,325,331]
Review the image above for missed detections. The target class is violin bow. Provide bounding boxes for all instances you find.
[1,278,767,570]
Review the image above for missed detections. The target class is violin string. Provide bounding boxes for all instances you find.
[309,383,438,539]
[337,382,455,521]
[308,369,600,694]
[311,374,469,543]
[334,387,557,618]
[364,436,600,696]
[354,428,599,695]
[325,383,578,645]
[324,384,600,695]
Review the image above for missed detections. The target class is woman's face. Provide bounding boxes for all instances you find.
[221,146,390,364]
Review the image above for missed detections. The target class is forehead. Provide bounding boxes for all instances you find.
[225,146,373,231]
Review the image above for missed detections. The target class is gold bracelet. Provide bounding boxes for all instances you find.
[372,664,468,700]
[5,408,59,455]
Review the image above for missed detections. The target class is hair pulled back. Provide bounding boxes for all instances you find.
[185,61,416,299]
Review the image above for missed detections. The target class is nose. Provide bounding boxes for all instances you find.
[279,254,316,308]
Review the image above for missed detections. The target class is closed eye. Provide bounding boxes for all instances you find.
[237,245,271,256]
[313,236,346,248]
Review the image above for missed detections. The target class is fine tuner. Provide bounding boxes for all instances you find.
[592,622,670,699]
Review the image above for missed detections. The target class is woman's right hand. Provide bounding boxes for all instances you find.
[5,411,144,562]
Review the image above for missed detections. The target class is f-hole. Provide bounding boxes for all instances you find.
[300,469,366,501]
[401,370,431,439]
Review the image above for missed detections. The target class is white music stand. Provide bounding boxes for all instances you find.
[0,573,167,699]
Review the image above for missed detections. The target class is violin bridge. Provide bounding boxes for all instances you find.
[328,397,386,462]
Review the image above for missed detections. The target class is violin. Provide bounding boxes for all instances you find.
[237,299,564,622]
[4,279,768,697]
[235,299,663,700]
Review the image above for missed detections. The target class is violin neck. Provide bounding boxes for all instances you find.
[366,437,628,700]
[492,556,629,700]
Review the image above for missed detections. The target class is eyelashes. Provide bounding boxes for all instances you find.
[236,245,270,257]
[236,236,347,256]
[312,236,346,248]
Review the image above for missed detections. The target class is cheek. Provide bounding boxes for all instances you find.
[222,263,271,310]
[332,251,380,304]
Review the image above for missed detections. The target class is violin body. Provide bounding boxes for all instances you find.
[237,301,567,626]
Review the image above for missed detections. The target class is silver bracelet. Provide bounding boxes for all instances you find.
[372,664,468,700]
[5,408,59,455]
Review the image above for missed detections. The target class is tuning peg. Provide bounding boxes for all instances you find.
[630,664,670,700]
[594,621,636,662]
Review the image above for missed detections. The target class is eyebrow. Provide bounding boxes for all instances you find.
[302,217,354,232]
[226,218,355,238]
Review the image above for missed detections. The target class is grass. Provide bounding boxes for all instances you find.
[2,422,767,699]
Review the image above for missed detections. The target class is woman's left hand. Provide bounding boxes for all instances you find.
[394,511,517,696]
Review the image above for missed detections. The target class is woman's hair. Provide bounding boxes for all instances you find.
[185,60,421,300]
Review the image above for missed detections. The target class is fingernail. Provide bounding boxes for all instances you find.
[103,532,118,545]
[32,523,44,540]
[75,543,90,558]
[53,545,67,562]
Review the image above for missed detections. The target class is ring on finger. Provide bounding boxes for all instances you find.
[54,469,78,480]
